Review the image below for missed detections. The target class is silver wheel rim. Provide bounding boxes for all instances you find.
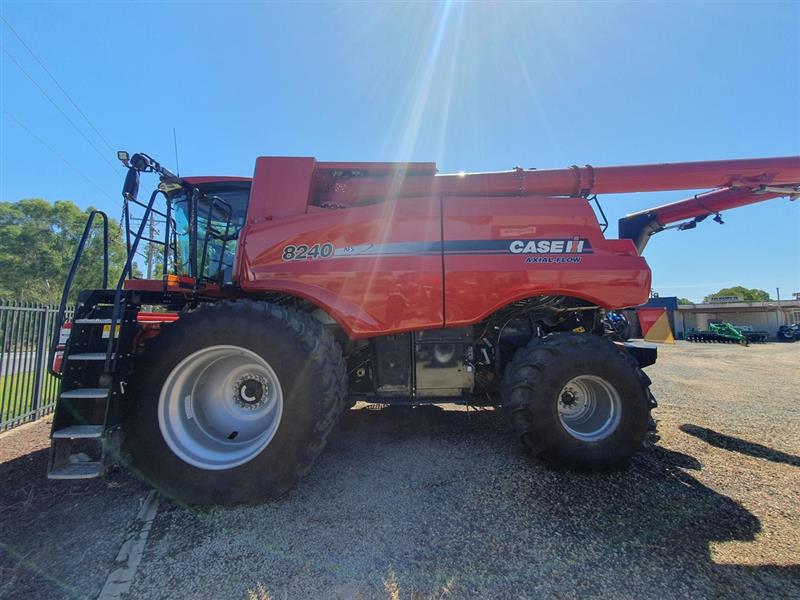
[158,345,283,470]
[557,375,622,442]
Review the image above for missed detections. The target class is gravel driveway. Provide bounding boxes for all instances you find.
[1,341,798,599]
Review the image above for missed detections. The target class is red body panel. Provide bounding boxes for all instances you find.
[240,197,444,338]
[442,197,649,326]
[226,155,797,340]
[249,157,317,220]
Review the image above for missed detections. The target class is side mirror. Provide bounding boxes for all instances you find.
[130,153,149,172]
[122,168,140,200]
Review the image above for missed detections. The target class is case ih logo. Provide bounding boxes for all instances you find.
[509,237,593,254]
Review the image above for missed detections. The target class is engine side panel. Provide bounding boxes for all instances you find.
[442,196,651,326]
[238,198,444,338]
[238,187,651,339]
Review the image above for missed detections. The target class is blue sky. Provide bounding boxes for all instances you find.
[1,1,798,302]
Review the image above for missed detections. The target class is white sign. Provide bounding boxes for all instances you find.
[707,296,743,304]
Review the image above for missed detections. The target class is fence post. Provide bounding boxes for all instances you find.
[32,304,47,419]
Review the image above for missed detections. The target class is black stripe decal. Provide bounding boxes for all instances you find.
[326,239,593,258]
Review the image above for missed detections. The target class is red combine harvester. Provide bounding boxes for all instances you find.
[47,152,800,504]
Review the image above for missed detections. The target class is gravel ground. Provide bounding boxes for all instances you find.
[0,419,147,600]
[1,341,798,599]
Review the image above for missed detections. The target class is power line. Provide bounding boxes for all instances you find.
[1,16,116,154]
[4,110,115,203]
[1,44,120,176]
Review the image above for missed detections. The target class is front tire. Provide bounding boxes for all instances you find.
[501,333,651,469]
[124,301,346,505]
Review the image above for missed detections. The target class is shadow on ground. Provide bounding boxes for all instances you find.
[0,444,146,600]
[127,405,799,600]
[680,423,800,467]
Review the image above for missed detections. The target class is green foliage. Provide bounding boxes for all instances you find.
[0,198,129,304]
[677,297,693,305]
[703,286,772,303]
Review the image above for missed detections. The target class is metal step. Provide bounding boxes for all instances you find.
[48,461,104,479]
[73,318,112,324]
[67,352,115,361]
[61,388,110,399]
[52,425,104,439]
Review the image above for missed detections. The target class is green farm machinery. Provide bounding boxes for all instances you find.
[686,321,768,345]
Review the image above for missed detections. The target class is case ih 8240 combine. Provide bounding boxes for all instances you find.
[48,153,799,504]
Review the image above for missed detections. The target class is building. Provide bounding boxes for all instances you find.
[622,296,800,340]
[675,299,800,340]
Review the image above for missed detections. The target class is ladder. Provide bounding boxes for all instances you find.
[48,292,138,478]
[46,178,233,479]
[46,189,169,480]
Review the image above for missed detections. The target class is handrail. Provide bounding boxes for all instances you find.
[124,192,176,280]
[122,195,172,276]
[97,182,234,373]
[163,194,173,279]
[105,190,165,372]
[49,210,109,377]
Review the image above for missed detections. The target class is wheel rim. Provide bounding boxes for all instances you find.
[557,375,622,442]
[158,345,283,470]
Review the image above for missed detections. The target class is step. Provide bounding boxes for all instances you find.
[48,461,104,479]
[67,352,115,361]
[52,425,104,439]
[60,388,110,399]
[73,318,112,324]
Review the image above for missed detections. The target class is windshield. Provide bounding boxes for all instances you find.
[171,181,251,283]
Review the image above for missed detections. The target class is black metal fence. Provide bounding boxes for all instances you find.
[0,301,72,432]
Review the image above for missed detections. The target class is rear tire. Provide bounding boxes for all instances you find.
[124,301,346,505]
[501,333,651,469]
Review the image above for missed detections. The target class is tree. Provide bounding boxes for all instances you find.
[677,297,693,305]
[0,199,130,305]
[703,286,772,303]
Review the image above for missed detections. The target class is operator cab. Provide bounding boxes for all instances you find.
[117,152,253,287]
[172,179,251,284]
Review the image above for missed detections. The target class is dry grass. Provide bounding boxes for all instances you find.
[246,582,272,600]
[245,571,454,600]
[383,570,401,600]
[383,569,454,600]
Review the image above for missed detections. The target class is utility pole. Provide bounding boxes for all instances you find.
[146,212,155,279]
